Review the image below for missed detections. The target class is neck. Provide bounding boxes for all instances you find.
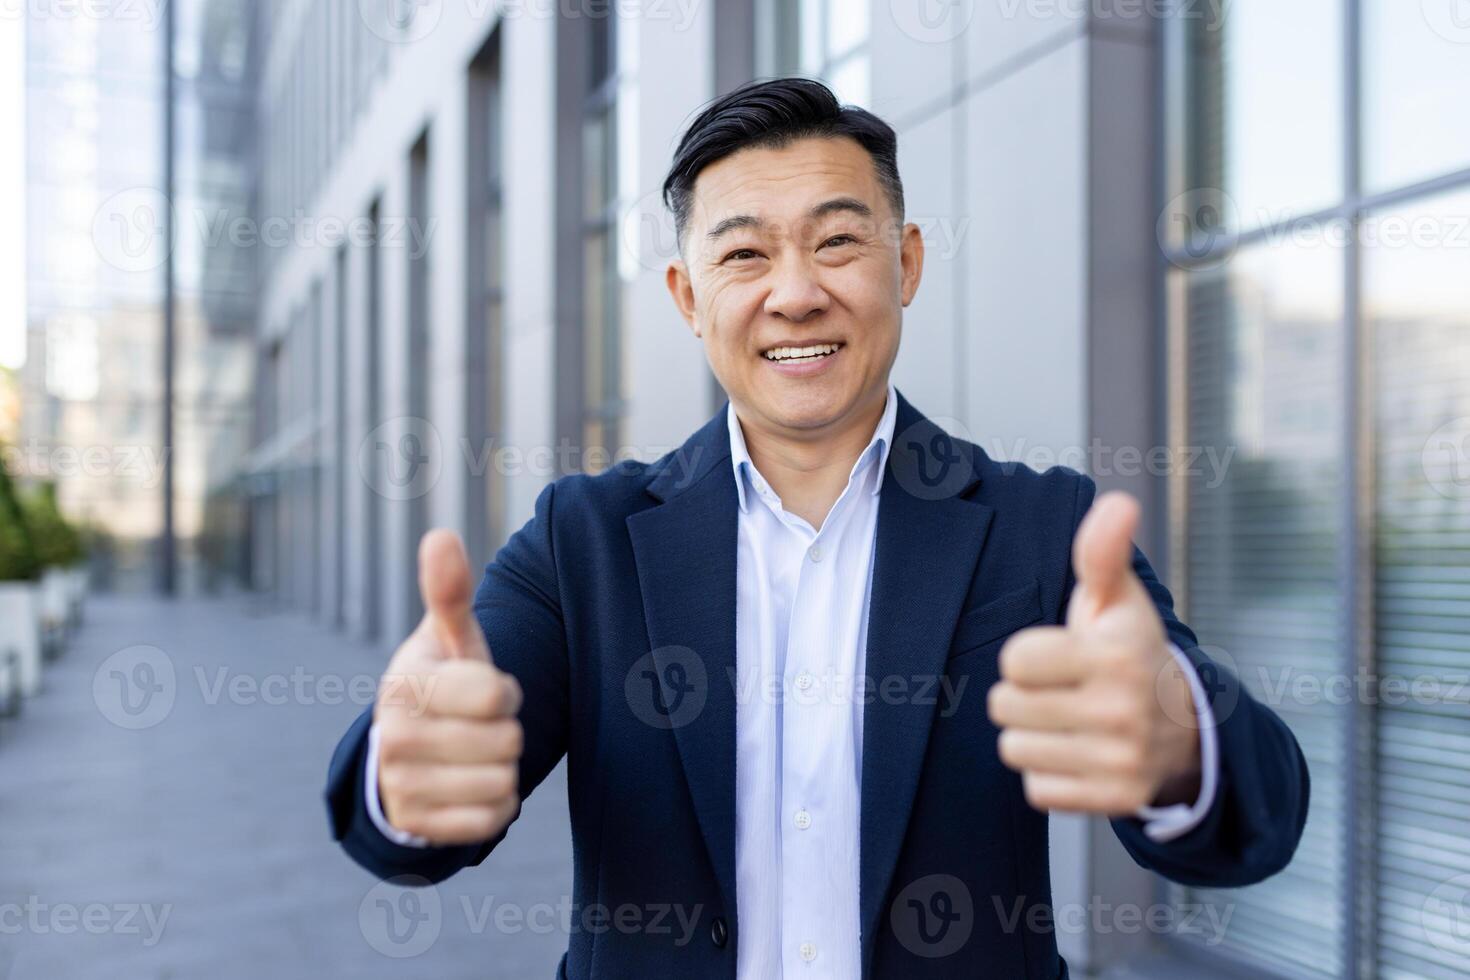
[736,387,889,529]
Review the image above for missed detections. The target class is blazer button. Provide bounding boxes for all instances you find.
[710,917,728,948]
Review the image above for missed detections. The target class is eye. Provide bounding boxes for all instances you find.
[723,248,762,262]
[821,234,857,249]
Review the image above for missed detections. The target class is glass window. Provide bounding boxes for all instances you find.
[1168,4,1470,977]
[1365,188,1470,979]
[405,133,430,623]
[758,0,870,107]
[579,9,622,468]
[1174,240,1347,979]
[1177,0,1343,235]
[1362,0,1470,193]
[467,36,505,559]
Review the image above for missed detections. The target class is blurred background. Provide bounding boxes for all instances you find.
[1,0,1468,978]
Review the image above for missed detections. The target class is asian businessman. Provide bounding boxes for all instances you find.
[326,77,1309,979]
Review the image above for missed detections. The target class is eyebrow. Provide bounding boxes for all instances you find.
[704,196,875,241]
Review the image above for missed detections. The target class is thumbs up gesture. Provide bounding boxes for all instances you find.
[374,529,524,844]
[986,492,1202,815]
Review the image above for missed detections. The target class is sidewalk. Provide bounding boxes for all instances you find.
[0,593,572,980]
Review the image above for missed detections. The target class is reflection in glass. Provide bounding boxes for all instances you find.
[1362,0,1470,193]
[21,9,167,590]
[828,55,869,110]
[1178,240,1345,979]
[759,0,870,108]
[1366,189,1470,978]
[580,12,622,468]
[826,0,868,61]
[1179,0,1342,231]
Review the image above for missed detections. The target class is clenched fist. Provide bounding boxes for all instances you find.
[375,529,524,845]
[987,491,1202,815]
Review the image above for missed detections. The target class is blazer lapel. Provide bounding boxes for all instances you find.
[624,408,741,932]
[859,394,994,976]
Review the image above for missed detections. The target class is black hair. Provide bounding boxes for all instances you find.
[660,77,904,249]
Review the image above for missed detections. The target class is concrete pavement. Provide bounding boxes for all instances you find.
[0,593,572,980]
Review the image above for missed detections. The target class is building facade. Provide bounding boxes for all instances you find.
[246,2,1470,977]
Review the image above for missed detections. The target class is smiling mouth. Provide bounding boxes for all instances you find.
[761,342,844,365]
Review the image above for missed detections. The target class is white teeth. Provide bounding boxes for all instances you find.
[764,343,841,361]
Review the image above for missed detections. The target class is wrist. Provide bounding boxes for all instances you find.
[1151,654,1203,806]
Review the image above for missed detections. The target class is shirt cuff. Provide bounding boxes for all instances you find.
[365,722,430,848]
[1135,642,1220,844]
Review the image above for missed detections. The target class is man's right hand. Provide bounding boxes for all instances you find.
[374,529,524,845]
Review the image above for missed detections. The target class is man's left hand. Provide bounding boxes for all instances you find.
[987,491,1202,815]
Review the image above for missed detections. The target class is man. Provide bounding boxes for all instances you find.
[326,78,1308,978]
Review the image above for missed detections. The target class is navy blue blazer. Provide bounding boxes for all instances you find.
[327,392,1309,979]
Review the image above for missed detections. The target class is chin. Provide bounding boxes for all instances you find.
[757,388,856,432]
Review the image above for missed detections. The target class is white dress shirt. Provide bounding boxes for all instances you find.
[364,384,1220,977]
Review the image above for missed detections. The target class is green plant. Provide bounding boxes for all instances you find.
[22,481,84,568]
[0,455,39,581]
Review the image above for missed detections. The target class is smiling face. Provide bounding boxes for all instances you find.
[666,136,924,441]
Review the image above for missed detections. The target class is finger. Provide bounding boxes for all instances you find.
[418,529,492,663]
[998,626,1088,688]
[997,729,1094,775]
[422,661,523,720]
[393,802,519,846]
[1020,771,1141,816]
[378,716,522,765]
[987,682,1088,732]
[381,762,519,811]
[1070,491,1141,616]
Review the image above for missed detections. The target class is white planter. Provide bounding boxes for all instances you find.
[66,563,88,620]
[40,567,68,628]
[0,582,42,697]
[63,558,88,628]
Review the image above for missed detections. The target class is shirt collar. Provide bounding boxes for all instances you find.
[727,384,899,513]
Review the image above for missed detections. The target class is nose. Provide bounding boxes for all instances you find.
[763,255,830,323]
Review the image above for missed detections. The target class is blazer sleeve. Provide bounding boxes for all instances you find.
[1065,474,1311,887]
[324,480,571,883]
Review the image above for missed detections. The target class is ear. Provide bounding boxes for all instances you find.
[899,222,925,308]
[666,258,701,337]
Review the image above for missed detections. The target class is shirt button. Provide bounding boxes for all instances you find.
[799,942,817,962]
[794,808,811,830]
[795,672,813,692]
[807,544,823,563]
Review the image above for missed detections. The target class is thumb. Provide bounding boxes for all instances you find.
[417,529,492,663]
[1070,490,1141,618]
